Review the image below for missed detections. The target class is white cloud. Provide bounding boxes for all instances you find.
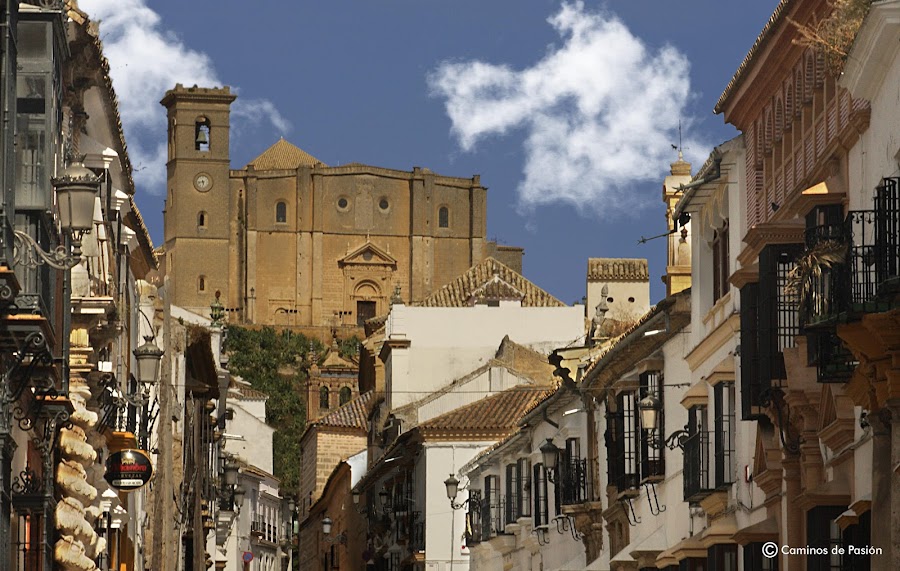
[429,1,706,217]
[79,0,290,194]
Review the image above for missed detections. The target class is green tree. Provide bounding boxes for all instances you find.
[224,327,323,494]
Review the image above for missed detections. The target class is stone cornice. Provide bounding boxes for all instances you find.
[685,314,740,372]
[737,220,805,269]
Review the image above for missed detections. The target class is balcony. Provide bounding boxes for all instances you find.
[560,458,593,505]
[803,178,900,326]
[799,177,900,380]
[683,431,712,503]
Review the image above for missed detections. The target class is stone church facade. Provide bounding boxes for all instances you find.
[160,84,522,328]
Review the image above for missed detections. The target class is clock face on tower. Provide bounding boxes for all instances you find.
[194,173,213,192]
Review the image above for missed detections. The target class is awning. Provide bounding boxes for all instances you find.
[732,516,779,546]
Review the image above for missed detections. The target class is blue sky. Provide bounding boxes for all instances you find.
[80,0,777,306]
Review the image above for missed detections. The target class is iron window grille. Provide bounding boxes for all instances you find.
[480,495,503,541]
[465,490,482,546]
[482,475,500,539]
[713,382,736,488]
[533,463,548,527]
[517,458,531,518]
[560,437,593,505]
[606,376,665,493]
[639,371,665,482]
[505,463,519,524]
[740,283,762,420]
[610,392,640,491]
[742,244,801,419]
[682,405,712,503]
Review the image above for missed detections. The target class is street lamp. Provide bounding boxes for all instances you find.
[321,516,347,545]
[444,474,478,511]
[637,392,688,450]
[133,336,163,387]
[540,438,560,482]
[13,158,100,269]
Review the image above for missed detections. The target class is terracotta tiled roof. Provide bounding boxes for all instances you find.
[587,258,649,281]
[418,386,554,437]
[233,385,268,400]
[419,258,566,308]
[315,390,373,430]
[715,0,793,114]
[248,138,324,170]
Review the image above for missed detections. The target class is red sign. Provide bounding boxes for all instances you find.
[105,449,153,491]
[242,552,254,563]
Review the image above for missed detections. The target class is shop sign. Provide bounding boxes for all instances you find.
[105,449,153,490]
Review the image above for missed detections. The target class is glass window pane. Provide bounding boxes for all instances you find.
[17,22,50,60]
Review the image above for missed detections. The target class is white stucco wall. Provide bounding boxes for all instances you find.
[423,442,496,571]
[843,1,900,211]
[225,402,275,474]
[384,305,584,409]
[586,279,650,324]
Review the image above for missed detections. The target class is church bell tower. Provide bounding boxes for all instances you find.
[160,84,236,317]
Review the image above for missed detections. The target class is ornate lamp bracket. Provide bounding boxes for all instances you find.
[12,230,82,271]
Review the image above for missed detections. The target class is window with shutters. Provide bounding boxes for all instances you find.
[713,382,736,488]
[533,463,548,527]
[712,219,730,303]
[639,371,665,482]
[482,475,501,539]
[465,490,482,546]
[759,244,802,383]
[517,458,531,517]
[505,464,519,524]
[740,283,762,419]
[683,405,712,502]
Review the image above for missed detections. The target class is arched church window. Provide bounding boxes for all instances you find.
[195,117,211,152]
[198,211,207,229]
[276,201,287,224]
[438,206,449,228]
[320,386,330,410]
[339,386,352,406]
[198,275,206,292]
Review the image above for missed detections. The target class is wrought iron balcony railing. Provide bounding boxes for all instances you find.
[480,495,504,542]
[560,458,593,505]
[409,520,425,553]
[802,178,900,328]
[683,430,712,503]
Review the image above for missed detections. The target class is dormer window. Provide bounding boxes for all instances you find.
[195,117,211,152]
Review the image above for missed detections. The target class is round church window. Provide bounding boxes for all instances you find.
[379,198,389,211]
[337,197,349,210]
